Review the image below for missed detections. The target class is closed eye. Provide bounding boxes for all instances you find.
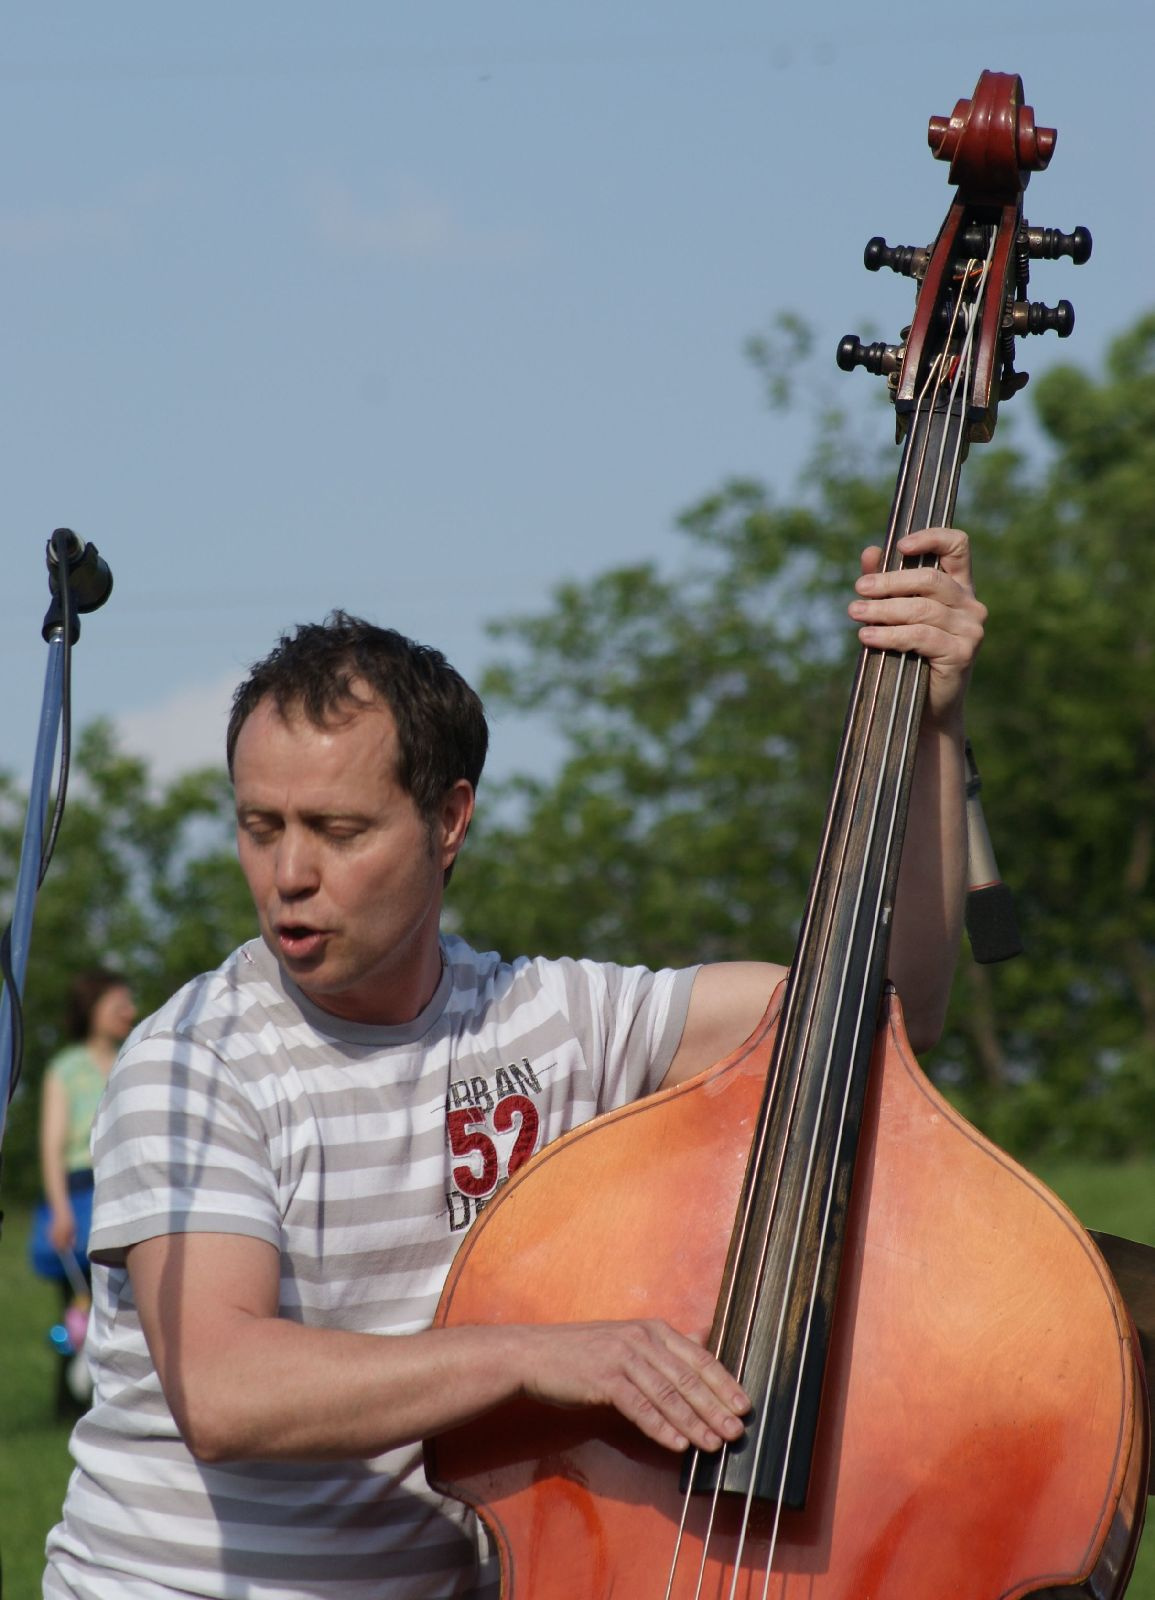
[317,825,365,844]
[237,812,281,843]
[292,812,375,846]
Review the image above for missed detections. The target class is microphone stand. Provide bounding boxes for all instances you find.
[0,530,114,1166]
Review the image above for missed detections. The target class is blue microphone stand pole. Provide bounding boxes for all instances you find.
[0,529,114,1157]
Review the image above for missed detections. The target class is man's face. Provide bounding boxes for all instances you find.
[233,693,472,1025]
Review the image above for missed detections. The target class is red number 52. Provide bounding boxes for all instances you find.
[447,1095,540,1199]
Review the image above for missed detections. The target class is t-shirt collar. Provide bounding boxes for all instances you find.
[243,936,453,1046]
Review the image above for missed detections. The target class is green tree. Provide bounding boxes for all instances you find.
[0,722,253,1199]
[448,314,1155,1160]
[948,313,1155,1154]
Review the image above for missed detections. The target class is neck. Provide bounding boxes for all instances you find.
[297,934,447,1028]
[87,1036,118,1074]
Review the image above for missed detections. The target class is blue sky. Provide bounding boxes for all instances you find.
[1,2,1150,789]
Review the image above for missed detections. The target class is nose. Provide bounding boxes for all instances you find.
[274,827,321,900]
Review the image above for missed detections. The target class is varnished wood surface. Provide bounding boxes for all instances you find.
[428,995,1147,1598]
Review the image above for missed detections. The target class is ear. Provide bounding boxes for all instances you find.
[437,779,476,870]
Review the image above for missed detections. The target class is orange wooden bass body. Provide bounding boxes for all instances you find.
[428,991,1148,1597]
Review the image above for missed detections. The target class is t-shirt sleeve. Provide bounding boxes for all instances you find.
[87,1029,280,1267]
[549,958,700,1111]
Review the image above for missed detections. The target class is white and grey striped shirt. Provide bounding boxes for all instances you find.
[45,934,696,1599]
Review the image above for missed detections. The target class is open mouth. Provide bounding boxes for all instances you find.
[276,925,327,961]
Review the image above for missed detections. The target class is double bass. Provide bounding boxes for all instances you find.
[427,72,1150,1597]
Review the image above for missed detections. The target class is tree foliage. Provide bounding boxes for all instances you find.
[0,723,254,1198]
[449,313,1155,1160]
[951,314,1155,1153]
[2,319,1151,1183]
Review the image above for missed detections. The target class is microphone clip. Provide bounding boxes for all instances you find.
[42,527,114,641]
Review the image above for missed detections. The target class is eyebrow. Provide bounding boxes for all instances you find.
[235,805,375,825]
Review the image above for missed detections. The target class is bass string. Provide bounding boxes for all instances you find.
[664,372,955,1600]
[662,234,995,1599]
[745,251,990,1597]
[746,250,992,1600]
[693,256,987,1407]
[657,605,941,1599]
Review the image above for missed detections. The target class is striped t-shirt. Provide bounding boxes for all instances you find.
[44,934,697,1600]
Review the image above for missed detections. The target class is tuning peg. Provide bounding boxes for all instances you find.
[863,237,929,278]
[1007,299,1075,337]
[836,335,903,376]
[1023,225,1092,264]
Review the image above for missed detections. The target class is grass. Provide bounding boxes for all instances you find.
[0,1208,78,1600]
[1,1167,1152,1600]
[1034,1160,1155,1597]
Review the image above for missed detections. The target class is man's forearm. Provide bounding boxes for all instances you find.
[131,1231,749,1465]
[172,1315,532,1463]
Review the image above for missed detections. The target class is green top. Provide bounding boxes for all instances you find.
[45,1042,108,1174]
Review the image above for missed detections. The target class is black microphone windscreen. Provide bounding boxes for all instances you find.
[965,882,1024,964]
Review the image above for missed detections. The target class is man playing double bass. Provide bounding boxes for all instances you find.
[44,526,984,1600]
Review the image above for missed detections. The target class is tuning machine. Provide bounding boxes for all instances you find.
[996,222,1089,392]
[863,227,995,279]
[1009,219,1089,331]
[835,336,903,378]
[864,237,929,279]
[1007,298,1076,337]
[1023,224,1092,263]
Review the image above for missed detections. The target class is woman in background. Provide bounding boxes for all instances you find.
[36,967,135,1414]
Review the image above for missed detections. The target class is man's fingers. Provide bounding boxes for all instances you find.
[522,1319,749,1455]
[860,526,974,590]
[848,526,985,726]
[895,525,973,579]
[619,1326,749,1452]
